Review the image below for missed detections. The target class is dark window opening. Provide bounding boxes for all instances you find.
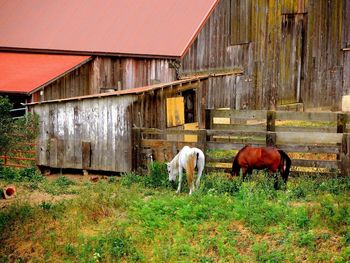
[183,90,196,124]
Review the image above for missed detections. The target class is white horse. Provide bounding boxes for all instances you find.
[167,146,205,195]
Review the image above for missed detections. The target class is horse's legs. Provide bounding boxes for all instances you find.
[176,167,184,194]
[195,165,204,189]
[241,168,248,181]
[268,170,279,189]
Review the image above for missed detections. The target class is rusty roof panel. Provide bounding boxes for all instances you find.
[0,52,91,93]
[0,0,218,57]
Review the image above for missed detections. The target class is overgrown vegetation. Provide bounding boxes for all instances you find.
[0,96,39,167]
[0,96,14,156]
[0,165,350,262]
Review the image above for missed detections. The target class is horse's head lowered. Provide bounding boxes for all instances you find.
[230,152,242,177]
[167,162,177,182]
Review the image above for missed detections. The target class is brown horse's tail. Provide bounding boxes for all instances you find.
[278,150,291,183]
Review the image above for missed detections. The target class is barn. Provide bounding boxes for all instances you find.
[1,0,350,172]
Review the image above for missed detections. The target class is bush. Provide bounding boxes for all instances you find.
[0,166,43,183]
[0,96,13,156]
[19,167,43,182]
[144,161,172,189]
[120,172,143,187]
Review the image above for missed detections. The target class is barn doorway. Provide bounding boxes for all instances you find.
[166,89,198,142]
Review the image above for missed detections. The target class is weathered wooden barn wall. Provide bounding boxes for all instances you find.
[302,0,343,110]
[37,62,92,102]
[344,1,350,96]
[181,0,349,111]
[89,57,176,93]
[37,57,176,102]
[181,0,255,110]
[34,95,136,172]
[131,82,203,129]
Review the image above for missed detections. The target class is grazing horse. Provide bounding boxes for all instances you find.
[167,146,205,195]
[231,145,291,189]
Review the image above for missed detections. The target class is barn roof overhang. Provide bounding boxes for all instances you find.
[27,70,244,106]
[0,0,219,59]
[0,52,92,95]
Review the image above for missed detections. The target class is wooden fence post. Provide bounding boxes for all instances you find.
[198,129,207,152]
[340,134,350,176]
[205,109,212,130]
[266,110,276,147]
[205,109,212,142]
[198,129,207,173]
[337,113,347,166]
[337,113,347,133]
[132,128,141,173]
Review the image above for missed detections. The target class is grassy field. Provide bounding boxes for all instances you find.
[0,164,350,262]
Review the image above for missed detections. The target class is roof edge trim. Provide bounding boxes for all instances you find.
[27,71,242,106]
[0,47,181,60]
[28,56,93,95]
[179,0,220,58]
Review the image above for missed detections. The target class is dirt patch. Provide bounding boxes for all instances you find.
[0,188,76,208]
[0,174,119,208]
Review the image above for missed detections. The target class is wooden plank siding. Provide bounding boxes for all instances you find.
[36,57,176,102]
[181,0,349,111]
[34,95,136,172]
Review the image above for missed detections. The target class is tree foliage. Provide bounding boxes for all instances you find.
[0,96,39,165]
[0,96,14,155]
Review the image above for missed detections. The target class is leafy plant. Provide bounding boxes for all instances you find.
[0,96,14,157]
[145,161,171,188]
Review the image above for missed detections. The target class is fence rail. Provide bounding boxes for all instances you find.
[0,145,36,169]
[133,109,350,175]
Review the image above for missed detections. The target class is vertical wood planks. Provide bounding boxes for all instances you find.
[34,95,137,172]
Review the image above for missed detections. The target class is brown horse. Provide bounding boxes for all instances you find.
[231,145,291,189]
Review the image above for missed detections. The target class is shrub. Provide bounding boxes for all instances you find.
[0,166,20,181]
[144,161,171,189]
[19,167,43,182]
[120,172,142,187]
[0,96,14,156]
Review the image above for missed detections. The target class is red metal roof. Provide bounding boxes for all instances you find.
[0,0,218,58]
[0,52,91,94]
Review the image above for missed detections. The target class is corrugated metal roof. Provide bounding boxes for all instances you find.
[0,0,219,58]
[0,52,91,94]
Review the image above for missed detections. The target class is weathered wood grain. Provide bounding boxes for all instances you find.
[34,95,137,172]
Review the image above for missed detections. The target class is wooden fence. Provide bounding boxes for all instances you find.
[133,109,350,176]
[0,143,36,168]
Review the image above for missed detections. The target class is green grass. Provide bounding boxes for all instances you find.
[0,166,350,262]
